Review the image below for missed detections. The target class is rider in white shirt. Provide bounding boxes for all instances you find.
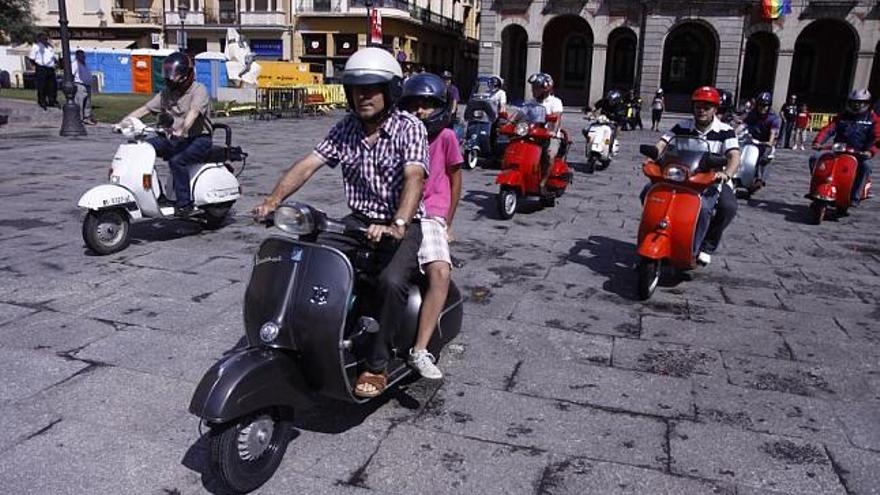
[487,76,507,114]
[527,72,564,190]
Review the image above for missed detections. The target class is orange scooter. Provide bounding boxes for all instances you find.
[495,103,572,219]
[635,136,728,300]
[808,143,872,223]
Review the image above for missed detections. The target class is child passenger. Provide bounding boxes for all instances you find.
[400,73,463,379]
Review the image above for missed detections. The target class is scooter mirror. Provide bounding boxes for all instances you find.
[640,144,659,160]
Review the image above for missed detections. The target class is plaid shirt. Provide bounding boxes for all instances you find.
[314,109,429,221]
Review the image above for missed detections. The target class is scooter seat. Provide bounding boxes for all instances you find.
[205,145,247,164]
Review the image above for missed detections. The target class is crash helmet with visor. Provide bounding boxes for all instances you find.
[400,73,450,138]
[342,47,404,117]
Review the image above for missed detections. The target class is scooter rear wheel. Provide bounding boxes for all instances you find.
[209,409,292,494]
[203,202,234,230]
[637,258,660,300]
[810,201,826,225]
[82,209,131,255]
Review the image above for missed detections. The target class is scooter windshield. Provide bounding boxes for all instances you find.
[508,103,547,125]
[661,136,711,173]
[464,97,498,123]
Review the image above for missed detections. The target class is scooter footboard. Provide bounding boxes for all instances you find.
[189,347,313,423]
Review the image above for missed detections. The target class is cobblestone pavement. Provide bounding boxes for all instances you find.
[0,112,878,495]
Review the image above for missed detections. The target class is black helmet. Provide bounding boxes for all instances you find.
[528,72,554,89]
[718,89,734,114]
[162,51,194,92]
[488,76,503,90]
[342,47,404,120]
[756,91,772,107]
[606,89,622,107]
[400,73,450,139]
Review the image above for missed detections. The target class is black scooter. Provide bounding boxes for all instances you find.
[188,202,464,494]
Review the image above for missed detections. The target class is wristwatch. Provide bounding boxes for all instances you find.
[393,218,407,229]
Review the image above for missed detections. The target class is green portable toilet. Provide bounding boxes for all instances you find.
[149,49,177,93]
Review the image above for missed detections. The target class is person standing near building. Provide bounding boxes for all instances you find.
[779,94,798,149]
[72,50,96,125]
[29,33,58,110]
[793,103,811,150]
[650,89,665,131]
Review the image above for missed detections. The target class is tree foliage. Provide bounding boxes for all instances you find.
[0,0,39,45]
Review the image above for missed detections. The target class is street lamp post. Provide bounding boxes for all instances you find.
[178,3,190,52]
[365,0,373,47]
[57,0,86,136]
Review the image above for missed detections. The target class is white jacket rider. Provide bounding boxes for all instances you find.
[527,72,564,188]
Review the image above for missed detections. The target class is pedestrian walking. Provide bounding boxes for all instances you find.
[650,89,664,131]
[793,103,810,150]
[28,33,58,110]
[780,94,797,148]
[72,50,96,125]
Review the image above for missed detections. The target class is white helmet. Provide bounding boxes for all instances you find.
[847,88,872,113]
[342,47,403,114]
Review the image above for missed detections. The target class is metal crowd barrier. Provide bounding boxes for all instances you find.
[807,112,835,131]
[253,85,346,119]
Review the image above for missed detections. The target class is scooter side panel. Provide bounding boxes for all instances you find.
[638,184,701,269]
[113,142,160,215]
[734,143,759,188]
[500,140,542,194]
[77,184,143,219]
[397,281,464,361]
[188,346,313,423]
[191,163,241,206]
[496,169,525,193]
[830,155,859,208]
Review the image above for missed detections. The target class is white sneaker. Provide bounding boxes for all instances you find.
[408,348,443,380]
[696,252,711,267]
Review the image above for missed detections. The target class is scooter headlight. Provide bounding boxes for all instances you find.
[515,122,529,137]
[664,165,688,182]
[831,142,846,152]
[260,321,279,343]
[275,201,316,235]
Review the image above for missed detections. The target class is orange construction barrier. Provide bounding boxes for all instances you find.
[131,54,152,94]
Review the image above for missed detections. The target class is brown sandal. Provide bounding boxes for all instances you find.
[354,370,387,398]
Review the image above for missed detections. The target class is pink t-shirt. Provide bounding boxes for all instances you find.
[424,128,463,219]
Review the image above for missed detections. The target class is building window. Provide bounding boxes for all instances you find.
[303,34,327,56]
[48,0,59,11]
[84,0,100,13]
[335,34,357,56]
[254,0,269,11]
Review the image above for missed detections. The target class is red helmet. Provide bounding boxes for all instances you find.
[691,86,720,106]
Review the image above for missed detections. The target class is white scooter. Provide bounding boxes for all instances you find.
[78,118,244,255]
[582,114,619,173]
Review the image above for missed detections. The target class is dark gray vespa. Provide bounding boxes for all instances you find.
[188,202,464,494]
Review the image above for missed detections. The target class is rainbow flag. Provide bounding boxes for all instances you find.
[762,0,792,19]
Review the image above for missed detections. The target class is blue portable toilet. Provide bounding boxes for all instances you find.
[83,48,132,93]
[194,52,228,99]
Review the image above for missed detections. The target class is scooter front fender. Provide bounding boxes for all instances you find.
[496,169,524,194]
[189,347,313,424]
[637,231,671,260]
[77,184,143,219]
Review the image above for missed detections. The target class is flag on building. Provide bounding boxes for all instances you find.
[370,9,383,46]
[762,0,792,20]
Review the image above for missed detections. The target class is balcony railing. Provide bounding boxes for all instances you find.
[165,10,206,24]
[348,0,465,33]
[240,11,287,24]
[111,8,163,24]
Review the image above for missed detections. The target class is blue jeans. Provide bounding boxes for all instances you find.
[147,135,212,206]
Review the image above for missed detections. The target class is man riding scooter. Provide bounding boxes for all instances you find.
[253,47,428,398]
[742,91,780,189]
[119,52,211,218]
[527,72,565,191]
[652,86,741,266]
[810,89,880,206]
[589,89,626,155]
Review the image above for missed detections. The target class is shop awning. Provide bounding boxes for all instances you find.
[70,40,138,51]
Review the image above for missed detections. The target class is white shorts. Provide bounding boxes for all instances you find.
[418,217,451,269]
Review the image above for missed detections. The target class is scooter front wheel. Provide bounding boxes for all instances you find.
[465,149,479,170]
[82,209,131,255]
[497,188,518,220]
[637,257,660,300]
[209,409,292,494]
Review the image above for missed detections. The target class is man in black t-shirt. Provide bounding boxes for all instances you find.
[780,94,798,149]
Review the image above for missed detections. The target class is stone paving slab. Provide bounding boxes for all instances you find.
[0,348,89,402]
[691,377,848,444]
[823,443,880,495]
[722,352,873,401]
[830,400,880,451]
[670,421,845,494]
[640,315,789,359]
[416,382,667,468]
[611,338,728,381]
[0,312,117,353]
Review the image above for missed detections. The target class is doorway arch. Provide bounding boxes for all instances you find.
[500,24,528,104]
[789,19,858,112]
[541,15,593,106]
[661,22,718,111]
[740,31,779,103]
[605,27,637,96]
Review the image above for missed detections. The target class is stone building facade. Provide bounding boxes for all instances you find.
[479,0,880,112]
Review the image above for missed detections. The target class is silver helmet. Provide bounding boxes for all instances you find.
[342,47,404,116]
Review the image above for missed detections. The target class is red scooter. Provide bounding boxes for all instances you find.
[635,137,728,300]
[495,103,572,219]
[808,143,872,224]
